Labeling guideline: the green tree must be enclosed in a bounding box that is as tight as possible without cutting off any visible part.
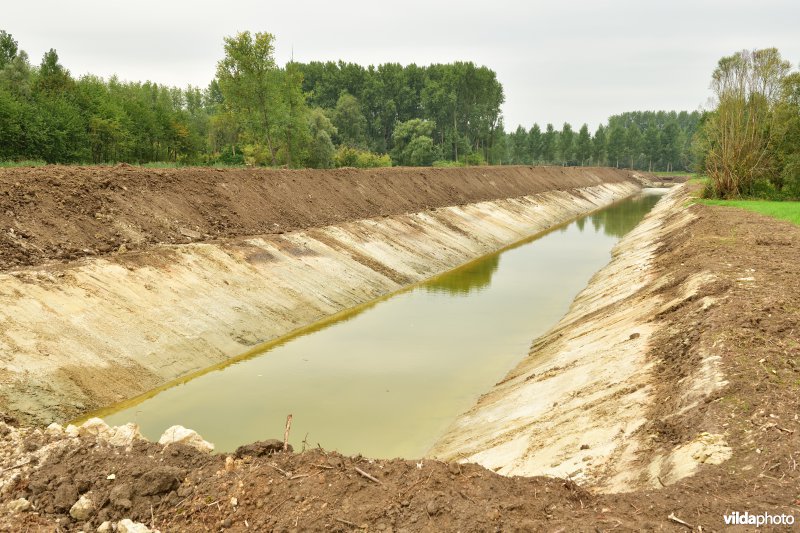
[625,123,643,169]
[701,48,791,196]
[331,92,367,147]
[643,122,660,171]
[576,124,591,165]
[305,108,336,168]
[558,123,574,164]
[541,123,556,163]
[216,31,282,165]
[591,124,606,165]
[391,118,438,166]
[659,120,681,172]
[510,125,529,164]
[528,124,542,163]
[606,122,626,168]
[0,30,18,69]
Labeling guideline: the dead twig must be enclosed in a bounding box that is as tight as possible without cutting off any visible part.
[354,466,383,485]
[667,513,693,529]
[290,474,311,480]
[283,414,293,452]
[0,460,31,474]
[458,490,476,503]
[335,517,359,528]
[266,497,292,516]
[267,463,291,477]
[400,473,433,496]
[312,463,335,470]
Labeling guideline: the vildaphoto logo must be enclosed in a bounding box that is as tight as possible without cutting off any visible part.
[723,511,796,526]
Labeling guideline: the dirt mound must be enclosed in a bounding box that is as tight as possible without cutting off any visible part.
[0,165,636,271]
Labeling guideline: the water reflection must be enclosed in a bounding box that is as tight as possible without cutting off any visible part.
[426,255,500,295]
[589,193,660,237]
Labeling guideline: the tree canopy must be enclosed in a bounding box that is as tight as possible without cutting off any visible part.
[0,29,705,171]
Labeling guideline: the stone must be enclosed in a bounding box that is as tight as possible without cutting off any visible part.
[117,519,153,533]
[45,422,64,436]
[425,500,439,515]
[105,423,144,447]
[96,521,112,533]
[65,424,80,438]
[110,483,133,508]
[5,498,31,513]
[234,439,287,458]
[54,484,79,512]
[158,425,214,453]
[69,494,94,521]
[134,466,186,496]
[78,418,111,438]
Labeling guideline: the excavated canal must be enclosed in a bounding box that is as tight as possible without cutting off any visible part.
[95,190,665,457]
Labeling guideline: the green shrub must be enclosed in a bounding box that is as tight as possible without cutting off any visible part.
[334,146,391,168]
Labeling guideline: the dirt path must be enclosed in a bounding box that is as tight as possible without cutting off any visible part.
[0,165,636,271]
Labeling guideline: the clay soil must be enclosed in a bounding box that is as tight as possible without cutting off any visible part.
[1,183,799,531]
[0,165,632,271]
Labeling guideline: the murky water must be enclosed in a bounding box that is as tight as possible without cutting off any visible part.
[97,190,665,458]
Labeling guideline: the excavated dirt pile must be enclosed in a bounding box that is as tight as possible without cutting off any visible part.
[0,165,634,270]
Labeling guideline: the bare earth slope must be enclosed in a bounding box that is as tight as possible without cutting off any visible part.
[0,165,634,271]
[0,184,798,531]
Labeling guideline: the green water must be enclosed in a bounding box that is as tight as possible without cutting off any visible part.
[99,190,664,458]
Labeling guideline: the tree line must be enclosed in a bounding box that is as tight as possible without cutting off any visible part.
[0,29,698,171]
[501,110,700,171]
[695,47,800,199]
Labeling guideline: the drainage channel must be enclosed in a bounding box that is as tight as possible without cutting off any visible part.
[95,190,665,458]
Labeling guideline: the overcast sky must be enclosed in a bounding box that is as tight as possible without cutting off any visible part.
[4,0,799,130]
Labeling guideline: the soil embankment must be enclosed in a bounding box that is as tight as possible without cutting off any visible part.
[0,165,641,426]
[1,182,798,531]
[0,165,635,270]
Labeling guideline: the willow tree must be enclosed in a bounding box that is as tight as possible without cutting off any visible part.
[702,48,791,197]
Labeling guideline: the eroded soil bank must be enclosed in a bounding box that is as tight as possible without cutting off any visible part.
[0,166,640,426]
[1,182,798,532]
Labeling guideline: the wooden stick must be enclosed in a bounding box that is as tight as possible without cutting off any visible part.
[667,513,693,529]
[335,517,358,527]
[354,466,382,485]
[283,414,293,452]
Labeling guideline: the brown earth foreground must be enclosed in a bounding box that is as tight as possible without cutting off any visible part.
[0,177,798,532]
[0,164,632,271]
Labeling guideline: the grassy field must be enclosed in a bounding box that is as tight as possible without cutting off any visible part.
[700,199,800,226]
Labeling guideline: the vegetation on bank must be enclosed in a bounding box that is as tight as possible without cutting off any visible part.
[700,199,800,226]
[0,29,696,170]
[695,48,800,200]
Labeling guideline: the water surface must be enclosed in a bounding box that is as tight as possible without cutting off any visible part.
[99,190,664,457]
